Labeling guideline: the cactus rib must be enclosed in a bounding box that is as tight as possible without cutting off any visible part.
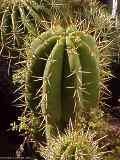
[77,34,100,110]
[41,37,65,139]
[26,36,58,115]
[66,36,83,122]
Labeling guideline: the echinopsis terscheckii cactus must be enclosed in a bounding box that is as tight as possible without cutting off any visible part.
[24,25,100,140]
[13,1,116,143]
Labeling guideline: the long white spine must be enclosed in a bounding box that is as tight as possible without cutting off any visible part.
[112,0,117,17]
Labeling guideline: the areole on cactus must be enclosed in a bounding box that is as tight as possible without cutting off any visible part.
[24,24,100,140]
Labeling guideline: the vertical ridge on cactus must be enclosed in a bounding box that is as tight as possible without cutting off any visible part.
[41,37,65,139]
[26,36,58,115]
[64,36,83,124]
[77,34,100,111]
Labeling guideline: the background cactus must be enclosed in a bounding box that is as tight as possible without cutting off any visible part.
[0,0,85,52]
[0,0,48,53]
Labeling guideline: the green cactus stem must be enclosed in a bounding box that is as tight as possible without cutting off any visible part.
[25,25,100,140]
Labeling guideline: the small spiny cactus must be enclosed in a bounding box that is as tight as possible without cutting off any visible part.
[40,125,107,160]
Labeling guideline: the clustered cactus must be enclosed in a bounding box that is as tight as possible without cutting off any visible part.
[5,0,120,159]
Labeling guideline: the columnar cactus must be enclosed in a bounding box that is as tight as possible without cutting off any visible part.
[12,1,116,144]
[9,1,120,159]
[25,25,100,140]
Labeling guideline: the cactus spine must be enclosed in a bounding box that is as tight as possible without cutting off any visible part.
[77,33,100,111]
[25,25,100,140]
